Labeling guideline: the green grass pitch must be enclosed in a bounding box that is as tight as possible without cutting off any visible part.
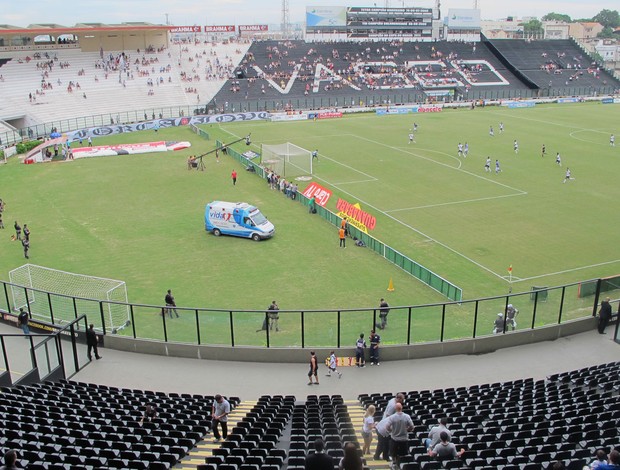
[0,101,618,345]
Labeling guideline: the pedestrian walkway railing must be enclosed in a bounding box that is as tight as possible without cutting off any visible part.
[0,314,87,386]
[0,279,615,349]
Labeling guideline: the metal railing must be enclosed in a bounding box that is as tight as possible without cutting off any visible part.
[0,314,88,386]
[0,278,611,349]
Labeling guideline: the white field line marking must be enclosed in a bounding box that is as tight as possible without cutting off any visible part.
[507,259,620,283]
[334,178,379,185]
[386,192,525,212]
[310,171,507,281]
[490,110,614,134]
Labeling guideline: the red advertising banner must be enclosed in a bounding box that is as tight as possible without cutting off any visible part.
[204,25,236,33]
[318,111,343,119]
[238,25,269,32]
[417,105,442,113]
[169,26,202,33]
[302,182,333,207]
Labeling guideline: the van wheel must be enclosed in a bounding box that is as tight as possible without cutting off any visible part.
[213,229,221,237]
[251,233,261,241]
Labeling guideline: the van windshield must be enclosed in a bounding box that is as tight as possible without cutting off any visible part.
[250,210,267,226]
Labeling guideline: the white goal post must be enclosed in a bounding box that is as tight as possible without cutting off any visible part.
[261,142,313,177]
[9,264,130,333]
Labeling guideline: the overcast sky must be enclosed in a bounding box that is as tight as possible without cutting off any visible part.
[2,0,616,27]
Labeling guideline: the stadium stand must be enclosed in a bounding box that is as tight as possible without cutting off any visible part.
[211,39,604,109]
[359,361,620,470]
[1,361,618,469]
[0,380,224,469]
[0,41,249,125]
[487,39,619,90]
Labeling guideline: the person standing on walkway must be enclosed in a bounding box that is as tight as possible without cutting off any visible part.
[355,333,367,367]
[369,329,380,365]
[598,297,612,334]
[17,308,29,336]
[307,351,319,385]
[211,394,230,443]
[165,289,179,318]
[86,324,102,360]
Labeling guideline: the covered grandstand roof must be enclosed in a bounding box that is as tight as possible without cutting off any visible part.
[0,22,169,34]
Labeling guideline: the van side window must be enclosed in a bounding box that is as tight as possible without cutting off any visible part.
[244,217,255,226]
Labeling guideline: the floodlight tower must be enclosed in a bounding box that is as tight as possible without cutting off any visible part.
[281,0,290,38]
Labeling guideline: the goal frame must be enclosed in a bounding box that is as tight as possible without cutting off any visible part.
[8,264,130,333]
[261,142,313,177]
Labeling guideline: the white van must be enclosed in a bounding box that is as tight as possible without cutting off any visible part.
[205,201,275,241]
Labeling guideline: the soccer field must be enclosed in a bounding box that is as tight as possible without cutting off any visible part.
[210,101,620,298]
[0,102,618,344]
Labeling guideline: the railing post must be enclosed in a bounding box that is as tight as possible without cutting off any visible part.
[531,291,539,329]
[558,286,566,324]
[162,309,168,343]
[301,311,305,348]
[195,309,201,345]
[265,312,270,348]
[47,293,55,325]
[337,311,341,349]
[592,278,603,317]
[229,311,234,347]
[2,282,10,312]
[440,304,446,342]
[130,305,136,338]
[99,301,106,334]
[473,300,479,338]
[406,307,412,345]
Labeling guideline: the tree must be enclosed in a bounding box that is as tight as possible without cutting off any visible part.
[597,26,615,38]
[592,9,620,28]
[522,19,544,37]
[542,12,572,23]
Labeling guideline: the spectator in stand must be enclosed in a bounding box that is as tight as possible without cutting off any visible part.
[425,417,451,449]
[305,438,334,470]
[361,405,375,454]
[384,393,405,418]
[339,441,363,470]
[387,402,414,467]
[428,431,465,460]
[590,449,609,469]
[211,394,230,443]
[598,449,620,469]
[139,404,158,426]
[0,449,18,470]
[373,414,391,462]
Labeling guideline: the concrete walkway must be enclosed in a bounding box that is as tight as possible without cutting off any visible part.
[57,329,619,400]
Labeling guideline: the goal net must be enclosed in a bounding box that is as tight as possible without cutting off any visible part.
[8,264,130,333]
[261,142,313,178]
